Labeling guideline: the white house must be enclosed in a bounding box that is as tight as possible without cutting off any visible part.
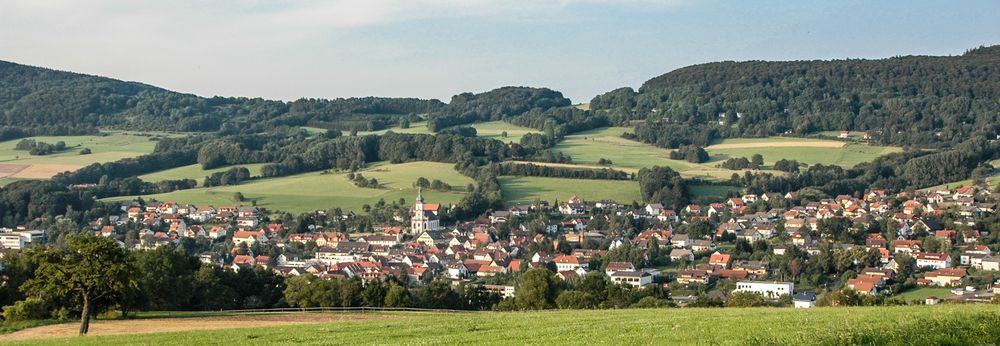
[609,271,654,288]
[915,252,952,269]
[734,281,794,299]
[793,292,816,308]
[554,255,588,272]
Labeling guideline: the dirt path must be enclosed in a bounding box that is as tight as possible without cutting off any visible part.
[705,141,845,150]
[0,313,389,341]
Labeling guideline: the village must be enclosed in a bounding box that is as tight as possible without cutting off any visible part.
[3,182,997,309]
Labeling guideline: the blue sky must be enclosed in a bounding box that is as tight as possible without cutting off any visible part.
[2,0,998,103]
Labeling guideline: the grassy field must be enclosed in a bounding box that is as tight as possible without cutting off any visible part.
[549,127,788,181]
[921,175,1000,192]
[895,287,955,301]
[551,127,698,172]
[138,163,270,186]
[466,121,540,143]
[499,176,641,204]
[706,138,901,168]
[4,305,1000,345]
[689,184,742,203]
[106,162,472,214]
[0,133,162,179]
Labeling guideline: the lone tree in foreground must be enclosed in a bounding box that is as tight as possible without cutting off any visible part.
[24,235,134,335]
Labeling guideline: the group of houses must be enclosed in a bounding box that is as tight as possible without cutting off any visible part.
[5,179,995,307]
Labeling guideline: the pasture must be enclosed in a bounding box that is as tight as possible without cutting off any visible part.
[3,305,1000,345]
[705,138,901,168]
[139,163,270,186]
[466,121,540,143]
[548,127,787,181]
[895,287,955,301]
[106,162,472,214]
[499,176,642,204]
[0,133,161,179]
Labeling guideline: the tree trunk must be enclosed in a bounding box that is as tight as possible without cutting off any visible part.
[79,295,92,335]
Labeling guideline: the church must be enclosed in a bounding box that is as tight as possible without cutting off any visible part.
[411,188,440,234]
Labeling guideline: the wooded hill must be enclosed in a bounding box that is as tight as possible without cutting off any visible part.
[592,45,1000,148]
[0,60,443,134]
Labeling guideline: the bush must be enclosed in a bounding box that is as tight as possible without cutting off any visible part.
[79,148,92,155]
[632,296,671,308]
[3,298,50,321]
[556,291,597,309]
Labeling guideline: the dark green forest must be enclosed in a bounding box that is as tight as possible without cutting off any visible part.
[594,45,1000,148]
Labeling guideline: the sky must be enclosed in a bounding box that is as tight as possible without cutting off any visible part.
[1,0,998,103]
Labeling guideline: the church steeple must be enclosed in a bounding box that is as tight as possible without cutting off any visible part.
[416,187,425,204]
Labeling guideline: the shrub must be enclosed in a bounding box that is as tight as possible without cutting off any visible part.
[3,298,50,321]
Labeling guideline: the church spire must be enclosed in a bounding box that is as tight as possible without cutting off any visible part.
[416,187,425,204]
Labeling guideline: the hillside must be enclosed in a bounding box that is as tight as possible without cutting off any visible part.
[593,45,1000,148]
[0,60,444,134]
[2,306,999,345]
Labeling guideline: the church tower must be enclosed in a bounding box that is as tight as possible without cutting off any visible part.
[410,187,440,234]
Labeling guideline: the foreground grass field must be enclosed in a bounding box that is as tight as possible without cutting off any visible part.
[0,132,163,180]
[107,162,472,214]
[499,176,642,204]
[4,305,1000,345]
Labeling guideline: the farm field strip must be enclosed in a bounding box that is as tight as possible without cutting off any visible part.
[106,161,473,214]
[0,133,162,179]
[499,176,642,204]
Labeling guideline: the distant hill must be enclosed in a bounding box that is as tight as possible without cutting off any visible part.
[592,45,1000,148]
[0,60,445,133]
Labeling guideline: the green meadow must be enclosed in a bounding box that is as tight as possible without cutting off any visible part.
[0,133,161,166]
[138,163,270,186]
[467,121,540,143]
[499,176,642,204]
[706,142,901,168]
[106,162,472,214]
[7,305,1000,345]
[551,127,698,172]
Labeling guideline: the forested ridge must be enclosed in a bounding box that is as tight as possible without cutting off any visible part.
[593,45,1000,148]
[0,60,444,134]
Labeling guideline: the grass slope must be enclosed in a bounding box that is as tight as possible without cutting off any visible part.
[139,164,269,186]
[0,133,160,166]
[7,305,1000,345]
[706,142,901,168]
[467,121,540,144]
[499,176,641,204]
[106,162,472,214]
[895,287,955,301]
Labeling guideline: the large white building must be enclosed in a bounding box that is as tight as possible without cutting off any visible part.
[734,281,794,298]
[0,228,45,250]
[411,188,440,234]
[609,271,654,288]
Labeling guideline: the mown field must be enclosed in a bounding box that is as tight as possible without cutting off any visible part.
[466,121,539,144]
[106,162,472,214]
[3,305,1000,345]
[706,138,901,168]
[139,163,270,186]
[896,287,955,301]
[499,175,642,204]
[0,132,165,180]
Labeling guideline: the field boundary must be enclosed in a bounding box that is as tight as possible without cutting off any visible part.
[705,141,845,150]
[141,306,478,318]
